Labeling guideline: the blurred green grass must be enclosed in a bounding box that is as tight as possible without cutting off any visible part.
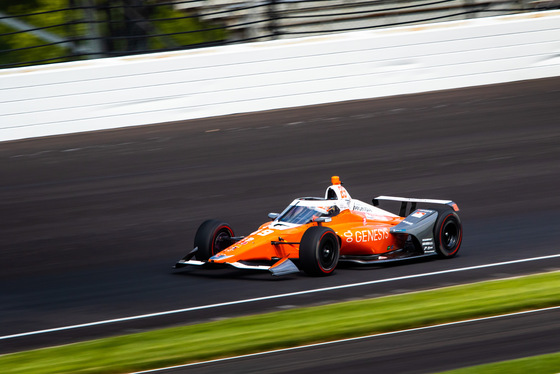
[1,271,558,374]
[438,351,560,373]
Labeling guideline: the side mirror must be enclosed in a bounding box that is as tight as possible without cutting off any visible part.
[268,213,279,220]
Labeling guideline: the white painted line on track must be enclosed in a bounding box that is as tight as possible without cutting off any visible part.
[131,306,560,373]
[1,254,559,341]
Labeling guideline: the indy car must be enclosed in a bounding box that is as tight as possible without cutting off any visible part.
[175,176,462,276]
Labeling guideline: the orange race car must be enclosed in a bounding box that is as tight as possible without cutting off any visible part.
[174,176,462,276]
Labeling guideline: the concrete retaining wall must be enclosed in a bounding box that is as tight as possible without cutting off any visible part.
[1,10,559,142]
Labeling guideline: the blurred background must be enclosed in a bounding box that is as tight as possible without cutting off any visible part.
[2,0,559,69]
[1,1,559,372]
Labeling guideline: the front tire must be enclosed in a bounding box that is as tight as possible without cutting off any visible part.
[194,219,234,261]
[434,210,462,258]
[299,226,340,276]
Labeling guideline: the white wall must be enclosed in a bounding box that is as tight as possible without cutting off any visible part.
[1,10,559,142]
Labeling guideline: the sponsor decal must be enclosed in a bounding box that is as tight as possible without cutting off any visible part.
[411,211,427,218]
[422,238,435,252]
[344,228,390,243]
[352,204,373,213]
[338,186,349,199]
[250,225,270,236]
[237,237,255,246]
[257,229,274,236]
[223,237,254,252]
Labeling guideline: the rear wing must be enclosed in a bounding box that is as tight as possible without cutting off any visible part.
[372,195,460,217]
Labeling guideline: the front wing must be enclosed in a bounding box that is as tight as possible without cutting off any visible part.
[174,249,300,276]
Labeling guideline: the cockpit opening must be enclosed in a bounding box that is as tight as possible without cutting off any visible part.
[276,202,341,225]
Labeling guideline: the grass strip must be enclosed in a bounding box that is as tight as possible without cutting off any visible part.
[438,351,560,373]
[1,271,559,374]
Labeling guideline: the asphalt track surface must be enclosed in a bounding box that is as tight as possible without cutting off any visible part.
[1,77,559,371]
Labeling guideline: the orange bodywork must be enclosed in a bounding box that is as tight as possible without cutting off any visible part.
[176,176,461,275]
[208,208,405,265]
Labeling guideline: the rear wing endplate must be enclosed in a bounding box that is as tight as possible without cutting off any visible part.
[373,195,459,217]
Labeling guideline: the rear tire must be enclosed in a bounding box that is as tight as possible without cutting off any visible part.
[299,226,340,276]
[433,210,462,258]
[194,219,234,261]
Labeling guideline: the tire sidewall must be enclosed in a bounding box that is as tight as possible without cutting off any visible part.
[433,210,462,258]
[300,226,340,276]
[194,219,234,260]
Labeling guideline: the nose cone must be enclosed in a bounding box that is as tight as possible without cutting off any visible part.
[208,234,271,263]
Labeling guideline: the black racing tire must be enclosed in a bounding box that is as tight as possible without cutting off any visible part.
[433,210,462,258]
[299,226,340,276]
[194,219,234,261]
